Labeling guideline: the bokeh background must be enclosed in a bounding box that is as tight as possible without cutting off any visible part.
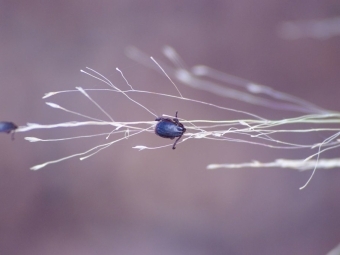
[1,1,340,254]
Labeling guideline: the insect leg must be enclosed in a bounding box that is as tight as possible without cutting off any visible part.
[172,135,182,149]
[173,111,179,124]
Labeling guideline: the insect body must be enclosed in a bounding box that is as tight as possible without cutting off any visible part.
[0,122,18,140]
[155,111,186,149]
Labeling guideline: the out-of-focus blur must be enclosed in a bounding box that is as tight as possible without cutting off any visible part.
[1,1,340,254]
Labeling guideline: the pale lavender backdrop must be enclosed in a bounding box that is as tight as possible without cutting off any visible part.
[0,1,340,254]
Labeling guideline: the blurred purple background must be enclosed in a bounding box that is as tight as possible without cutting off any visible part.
[1,1,340,254]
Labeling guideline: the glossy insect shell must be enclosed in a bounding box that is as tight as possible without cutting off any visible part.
[155,112,186,149]
[0,122,18,133]
[155,119,185,139]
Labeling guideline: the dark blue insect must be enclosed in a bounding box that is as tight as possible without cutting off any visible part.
[155,111,186,149]
[0,122,18,140]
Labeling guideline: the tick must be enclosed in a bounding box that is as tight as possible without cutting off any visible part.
[155,111,186,149]
[0,121,18,140]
